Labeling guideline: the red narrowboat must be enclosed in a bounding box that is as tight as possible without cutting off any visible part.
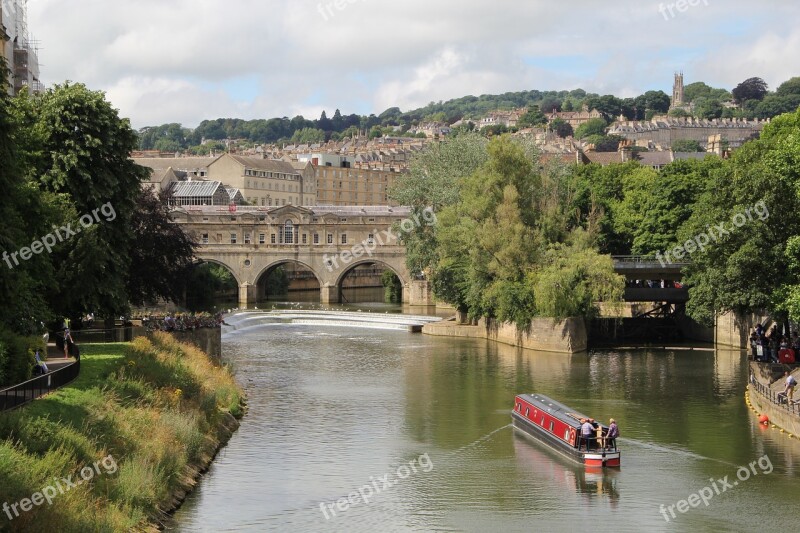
[512,394,621,468]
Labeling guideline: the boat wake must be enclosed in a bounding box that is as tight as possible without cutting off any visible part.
[448,424,513,457]
[618,438,735,466]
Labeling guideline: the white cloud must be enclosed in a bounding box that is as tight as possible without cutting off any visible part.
[22,0,800,128]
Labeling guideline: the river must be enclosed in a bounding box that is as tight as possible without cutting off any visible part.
[169,309,800,532]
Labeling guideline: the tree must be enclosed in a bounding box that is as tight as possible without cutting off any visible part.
[25,82,147,318]
[671,139,703,152]
[389,132,489,276]
[754,94,800,119]
[430,136,622,325]
[317,110,333,131]
[562,100,574,112]
[684,82,731,103]
[680,108,800,325]
[776,77,800,97]
[693,97,723,119]
[126,188,196,306]
[539,97,561,114]
[732,77,768,104]
[518,106,547,128]
[642,90,671,114]
[574,118,607,139]
[550,118,573,138]
[290,127,325,144]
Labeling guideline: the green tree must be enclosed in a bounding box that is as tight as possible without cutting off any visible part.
[671,139,703,152]
[574,118,607,139]
[24,82,147,318]
[290,127,325,144]
[680,108,800,325]
[518,106,547,128]
[550,118,573,138]
[776,77,800,97]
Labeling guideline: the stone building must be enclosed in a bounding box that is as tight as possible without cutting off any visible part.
[207,153,309,207]
[547,104,604,128]
[314,166,397,206]
[607,116,766,150]
[1,0,43,95]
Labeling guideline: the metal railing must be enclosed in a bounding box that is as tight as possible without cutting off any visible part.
[749,372,800,417]
[0,359,81,412]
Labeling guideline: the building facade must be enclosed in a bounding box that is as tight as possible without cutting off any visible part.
[314,165,398,206]
[207,153,310,207]
[1,0,42,95]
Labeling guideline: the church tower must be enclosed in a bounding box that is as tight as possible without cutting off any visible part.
[671,71,685,109]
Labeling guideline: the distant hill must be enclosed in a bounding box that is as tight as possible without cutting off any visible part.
[137,76,800,153]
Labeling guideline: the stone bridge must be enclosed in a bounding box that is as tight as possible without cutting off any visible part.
[171,205,433,305]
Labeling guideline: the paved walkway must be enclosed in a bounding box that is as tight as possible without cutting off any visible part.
[44,342,76,371]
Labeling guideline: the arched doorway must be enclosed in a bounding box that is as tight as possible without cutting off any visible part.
[256,260,321,303]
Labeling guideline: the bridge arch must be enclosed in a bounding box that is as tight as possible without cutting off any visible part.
[192,257,241,286]
[334,259,408,288]
[255,259,323,302]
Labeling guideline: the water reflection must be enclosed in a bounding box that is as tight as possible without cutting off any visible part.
[513,433,621,506]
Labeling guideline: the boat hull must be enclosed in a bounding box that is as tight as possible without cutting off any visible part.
[512,410,620,468]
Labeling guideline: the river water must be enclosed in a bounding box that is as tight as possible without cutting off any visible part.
[169,310,800,532]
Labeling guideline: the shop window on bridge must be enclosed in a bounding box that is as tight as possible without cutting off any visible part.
[244,233,251,244]
[327,234,333,244]
[341,234,347,245]
[230,233,237,244]
[302,234,307,244]
[259,234,266,244]
[314,233,320,245]
[283,220,295,244]
[271,234,276,244]
[367,234,374,245]
[201,233,209,244]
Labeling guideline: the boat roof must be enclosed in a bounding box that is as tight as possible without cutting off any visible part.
[516,393,598,428]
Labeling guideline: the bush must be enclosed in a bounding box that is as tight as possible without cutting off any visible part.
[0,329,39,387]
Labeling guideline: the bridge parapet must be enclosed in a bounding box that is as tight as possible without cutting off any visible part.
[612,255,689,280]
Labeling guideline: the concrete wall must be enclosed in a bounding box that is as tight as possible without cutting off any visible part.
[423,316,587,354]
[715,311,770,348]
[748,362,800,437]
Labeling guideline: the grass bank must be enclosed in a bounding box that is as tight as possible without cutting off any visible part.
[0,332,244,532]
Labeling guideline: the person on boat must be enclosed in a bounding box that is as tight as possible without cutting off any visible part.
[595,420,604,449]
[605,419,619,450]
[580,418,594,451]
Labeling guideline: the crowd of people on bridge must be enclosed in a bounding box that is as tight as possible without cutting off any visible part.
[625,279,683,288]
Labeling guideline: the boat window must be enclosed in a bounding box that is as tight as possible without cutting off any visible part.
[564,429,570,440]
[525,408,529,417]
[549,421,554,432]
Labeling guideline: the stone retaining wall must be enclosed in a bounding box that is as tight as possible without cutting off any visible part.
[423,316,587,354]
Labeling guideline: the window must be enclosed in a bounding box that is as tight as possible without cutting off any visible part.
[244,233,251,244]
[203,217,209,222]
[259,233,266,244]
[314,233,320,244]
[367,234,374,245]
[341,234,347,245]
[368,218,375,223]
[340,218,347,222]
[283,220,294,244]
[549,421,554,432]
[327,234,333,244]
[302,234,307,244]
[230,233,237,244]
[230,217,237,221]
[201,233,209,244]
[271,234,276,244]
[525,408,529,417]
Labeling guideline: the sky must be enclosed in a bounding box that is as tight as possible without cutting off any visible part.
[18,0,800,129]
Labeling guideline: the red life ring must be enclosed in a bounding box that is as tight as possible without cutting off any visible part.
[569,427,577,445]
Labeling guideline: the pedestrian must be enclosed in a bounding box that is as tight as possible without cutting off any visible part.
[63,327,73,359]
[33,349,49,374]
[784,371,798,404]
[580,418,594,451]
[605,418,619,450]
